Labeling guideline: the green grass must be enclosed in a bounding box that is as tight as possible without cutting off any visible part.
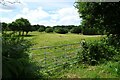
[55,61,119,78]
[26,31,102,62]
[23,32,119,78]
[26,31,102,48]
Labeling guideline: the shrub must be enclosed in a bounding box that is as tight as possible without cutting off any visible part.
[38,27,45,32]
[70,27,82,34]
[2,32,45,79]
[106,34,120,48]
[77,40,118,65]
[45,28,53,33]
[54,28,68,34]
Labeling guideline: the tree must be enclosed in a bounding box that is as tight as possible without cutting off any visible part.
[2,22,7,31]
[7,22,19,33]
[75,2,120,35]
[45,27,53,33]
[70,27,82,34]
[75,2,120,46]
[15,18,31,35]
[38,25,45,32]
[53,25,79,32]
[54,28,68,34]
[31,25,40,31]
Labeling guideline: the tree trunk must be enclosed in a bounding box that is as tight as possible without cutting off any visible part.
[19,31,21,36]
[26,31,28,35]
[22,31,24,36]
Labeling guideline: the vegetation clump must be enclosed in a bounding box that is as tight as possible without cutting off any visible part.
[45,28,53,33]
[70,27,82,34]
[54,28,68,34]
[78,38,120,66]
[2,32,46,79]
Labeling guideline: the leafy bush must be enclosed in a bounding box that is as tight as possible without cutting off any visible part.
[45,28,53,33]
[2,32,45,79]
[38,27,45,32]
[82,28,99,35]
[54,28,68,34]
[77,40,118,65]
[105,34,120,48]
[70,27,82,34]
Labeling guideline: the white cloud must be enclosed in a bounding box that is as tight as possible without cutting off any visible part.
[0,8,12,13]
[12,7,49,23]
[1,17,13,23]
[34,7,81,26]
[21,0,75,2]
[46,7,81,26]
[1,5,81,26]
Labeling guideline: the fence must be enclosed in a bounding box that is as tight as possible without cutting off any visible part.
[30,42,82,73]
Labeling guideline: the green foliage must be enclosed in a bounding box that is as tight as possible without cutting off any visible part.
[6,18,31,35]
[4,18,31,35]
[45,28,53,33]
[8,22,19,31]
[77,40,119,65]
[70,27,82,34]
[15,18,31,35]
[54,28,68,34]
[31,25,40,31]
[53,25,79,32]
[2,32,44,79]
[82,28,99,35]
[105,34,120,48]
[75,2,120,35]
[38,26,45,32]
[2,22,8,30]
[107,62,120,77]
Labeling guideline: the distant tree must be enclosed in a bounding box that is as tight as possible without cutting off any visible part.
[82,28,99,35]
[53,25,78,32]
[8,22,18,32]
[45,28,53,33]
[31,25,40,31]
[70,27,82,34]
[46,26,51,28]
[38,25,45,32]
[54,28,68,34]
[15,18,31,35]
[2,22,7,31]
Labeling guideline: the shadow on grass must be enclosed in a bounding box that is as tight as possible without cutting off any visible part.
[83,34,104,36]
[17,35,37,37]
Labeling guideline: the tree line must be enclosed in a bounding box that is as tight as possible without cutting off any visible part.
[2,17,105,35]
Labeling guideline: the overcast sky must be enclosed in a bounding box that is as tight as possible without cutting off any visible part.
[0,0,82,26]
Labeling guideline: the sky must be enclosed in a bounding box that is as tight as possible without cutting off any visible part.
[0,0,82,26]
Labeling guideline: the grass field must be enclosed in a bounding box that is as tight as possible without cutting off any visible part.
[26,31,102,48]
[25,32,119,78]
